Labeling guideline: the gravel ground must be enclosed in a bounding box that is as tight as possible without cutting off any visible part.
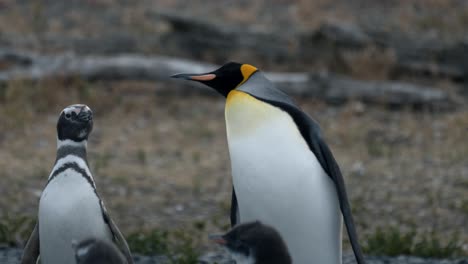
[1,247,467,264]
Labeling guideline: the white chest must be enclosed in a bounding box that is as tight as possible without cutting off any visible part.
[39,169,111,264]
[225,91,342,264]
[228,250,255,264]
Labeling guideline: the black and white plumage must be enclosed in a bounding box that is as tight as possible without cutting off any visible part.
[21,104,133,264]
[73,238,127,264]
[210,221,292,264]
[172,63,366,264]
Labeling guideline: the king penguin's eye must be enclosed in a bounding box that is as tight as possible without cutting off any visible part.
[65,113,71,119]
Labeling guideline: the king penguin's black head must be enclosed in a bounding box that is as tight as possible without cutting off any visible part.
[171,62,258,97]
[57,104,93,142]
[210,221,292,264]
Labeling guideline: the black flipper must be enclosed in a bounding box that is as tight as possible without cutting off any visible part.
[249,95,366,264]
[21,222,40,264]
[230,187,239,227]
[319,139,366,264]
[101,201,134,264]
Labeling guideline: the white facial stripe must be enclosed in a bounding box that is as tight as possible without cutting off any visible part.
[62,104,90,115]
[63,106,81,115]
[50,154,94,185]
[228,249,255,264]
[57,138,87,149]
[76,245,92,258]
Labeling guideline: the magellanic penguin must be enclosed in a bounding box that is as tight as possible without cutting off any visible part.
[21,104,133,264]
[73,238,127,264]
[172,63,366,264]
[210,221,292,264]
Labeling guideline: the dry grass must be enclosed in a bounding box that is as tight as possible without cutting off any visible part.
[0,79,467,255]
[340,46,397,80]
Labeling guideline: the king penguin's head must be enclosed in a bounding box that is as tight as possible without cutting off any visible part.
[171,62,258,97]
[57,104,93,142]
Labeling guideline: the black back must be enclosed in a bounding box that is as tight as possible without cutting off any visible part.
[238,72,366,264]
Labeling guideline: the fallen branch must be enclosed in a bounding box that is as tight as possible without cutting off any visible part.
[0,50,455,109]
[1,13,468,81]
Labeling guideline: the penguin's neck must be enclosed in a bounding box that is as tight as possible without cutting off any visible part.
[56,138,88,163]
[49,138,94,188]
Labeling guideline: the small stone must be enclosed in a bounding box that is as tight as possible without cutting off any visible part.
[175,204,184,212]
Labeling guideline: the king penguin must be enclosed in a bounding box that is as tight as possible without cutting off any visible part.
[172,62,366,264]
[21,104,133,264]
[210,221,292,264]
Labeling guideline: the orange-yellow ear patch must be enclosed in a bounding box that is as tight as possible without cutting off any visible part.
[238,64,258,86]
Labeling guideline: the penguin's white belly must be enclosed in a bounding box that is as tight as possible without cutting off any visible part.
[39,169,111,264]
[226,93,342,264]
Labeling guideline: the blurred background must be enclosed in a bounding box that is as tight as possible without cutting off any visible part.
[0,0,467,261]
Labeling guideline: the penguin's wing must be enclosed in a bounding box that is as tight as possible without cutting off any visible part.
[21,223,40,264]
[250,96,366,264]
[230,187,240,227]
[106,217,133,264]
[100,201,134,264]
[317,137,366,264]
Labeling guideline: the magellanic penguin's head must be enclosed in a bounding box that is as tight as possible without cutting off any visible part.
[210,221,292,264]
[57,104,93,142]
[171,62,258,97]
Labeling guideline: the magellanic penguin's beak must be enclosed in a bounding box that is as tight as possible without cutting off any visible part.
[208,234,227,245]
[171,73,216,81]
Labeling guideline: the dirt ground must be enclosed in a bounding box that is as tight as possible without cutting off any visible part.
[0,79,467,252]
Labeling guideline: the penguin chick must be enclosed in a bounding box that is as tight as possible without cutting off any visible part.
[73,238,128,264]
[211,221,292,264]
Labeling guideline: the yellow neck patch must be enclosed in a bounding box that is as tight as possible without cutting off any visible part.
[225,90,276,136]
[238,64,258,87]
[226,90,252,109]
